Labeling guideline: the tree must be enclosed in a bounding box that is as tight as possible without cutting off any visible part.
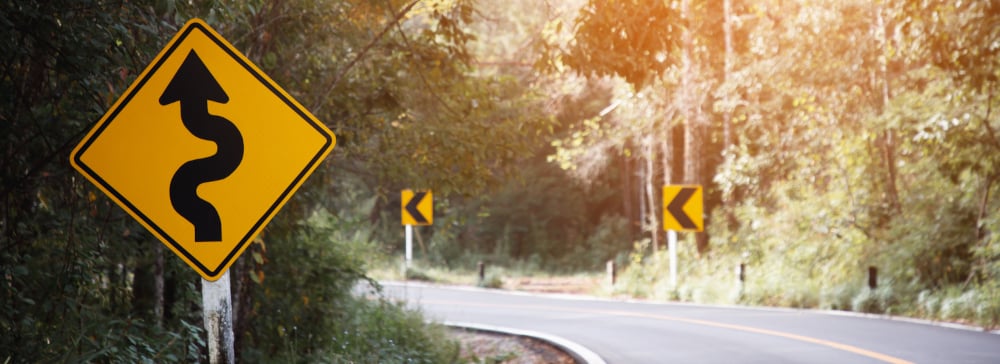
[558,0,731,254]
[1,1,207,361]
[0,0,523,361]
[890,0,1000,285]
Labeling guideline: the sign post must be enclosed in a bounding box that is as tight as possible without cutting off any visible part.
[405,224,414,265]
[663,185,704,287]
[667,230,678,287]
[401,190,433,267]
[202,271,235,364]
[70,19,335,363]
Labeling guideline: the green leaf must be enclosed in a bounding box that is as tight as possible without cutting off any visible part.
[12,265,28,277]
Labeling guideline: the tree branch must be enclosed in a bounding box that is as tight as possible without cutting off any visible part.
[982,83,1000,151]
[311,0,422,111]
[389,0,464,120]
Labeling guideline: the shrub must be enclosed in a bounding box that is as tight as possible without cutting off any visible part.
[940,290,980,322]
[241,209,461,362]
[851,289,879,314]
[820,283,859,311]
[406,267,435,282]
[327,297,462,364]
[975,284,1000,328]
[478,272,504,289]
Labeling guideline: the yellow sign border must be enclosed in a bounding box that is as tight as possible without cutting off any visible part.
[70,19,335,280]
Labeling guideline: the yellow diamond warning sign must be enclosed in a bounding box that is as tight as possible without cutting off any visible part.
[70,19,336,281]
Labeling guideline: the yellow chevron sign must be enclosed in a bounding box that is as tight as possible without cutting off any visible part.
[401,189,433,226]
[663,185,703,232]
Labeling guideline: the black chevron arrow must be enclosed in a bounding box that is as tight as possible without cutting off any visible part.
[160,50,244,242]
[667,187,698,230]
[405,191,429,225]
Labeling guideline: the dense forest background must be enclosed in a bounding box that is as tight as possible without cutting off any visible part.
[2,0,998,361]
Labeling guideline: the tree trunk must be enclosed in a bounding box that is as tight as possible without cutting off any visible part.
[154,243,164,327]
[722,0,734,209]
[638,150,647,244]
[875,3,901,213]
[963,174,995,288]
[645,138,659,252]
[680,0,708,255]
[230,254,247,363]
[622,149,636,235]
[721,0,740,230]
[661,127,674,256]
[723,0,734,157]
[661,128,673,185]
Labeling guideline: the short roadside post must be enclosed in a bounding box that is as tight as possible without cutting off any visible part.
[606,260,616,286]
[401,189,433,268]
[69,19,336,363]
[737,262,747,295]
[663,185,704,288]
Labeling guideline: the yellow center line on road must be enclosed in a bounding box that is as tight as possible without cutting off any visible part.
[425,300,914,364]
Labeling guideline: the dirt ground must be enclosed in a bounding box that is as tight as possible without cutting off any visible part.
[448,276,599,363]
[505,276,601,295]
[450,328,577,364]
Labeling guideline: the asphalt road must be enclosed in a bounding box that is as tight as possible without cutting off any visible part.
[381,282,1000,364]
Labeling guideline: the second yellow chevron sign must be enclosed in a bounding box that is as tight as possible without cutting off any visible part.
[401,189,433,226]
[663,185,703,232]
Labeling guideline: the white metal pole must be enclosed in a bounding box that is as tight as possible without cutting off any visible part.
[668,230,678,288]
[202,270,235,364]
[405,224,413,267]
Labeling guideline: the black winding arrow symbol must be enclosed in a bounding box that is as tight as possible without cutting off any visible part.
[667,187,698,230]
[160,50,243,242]
[405,191,429,224]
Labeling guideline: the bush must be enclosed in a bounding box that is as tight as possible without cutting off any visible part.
[612,239,655,298]
[973,283,1000,328]
[851,286,898,314]
[561,215,633,271]
[478,272,504,289]
[327,297,462,364]
[820,283,860,311]
[940,290,980,322]
[406,267,435,282]
[910,284,1000,328]
[241,209,461,363]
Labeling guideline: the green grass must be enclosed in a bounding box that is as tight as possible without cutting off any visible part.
[367,257,607,293]
[366,249,1000,331]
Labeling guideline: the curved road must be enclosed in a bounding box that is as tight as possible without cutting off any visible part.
[382,282,1000,364]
